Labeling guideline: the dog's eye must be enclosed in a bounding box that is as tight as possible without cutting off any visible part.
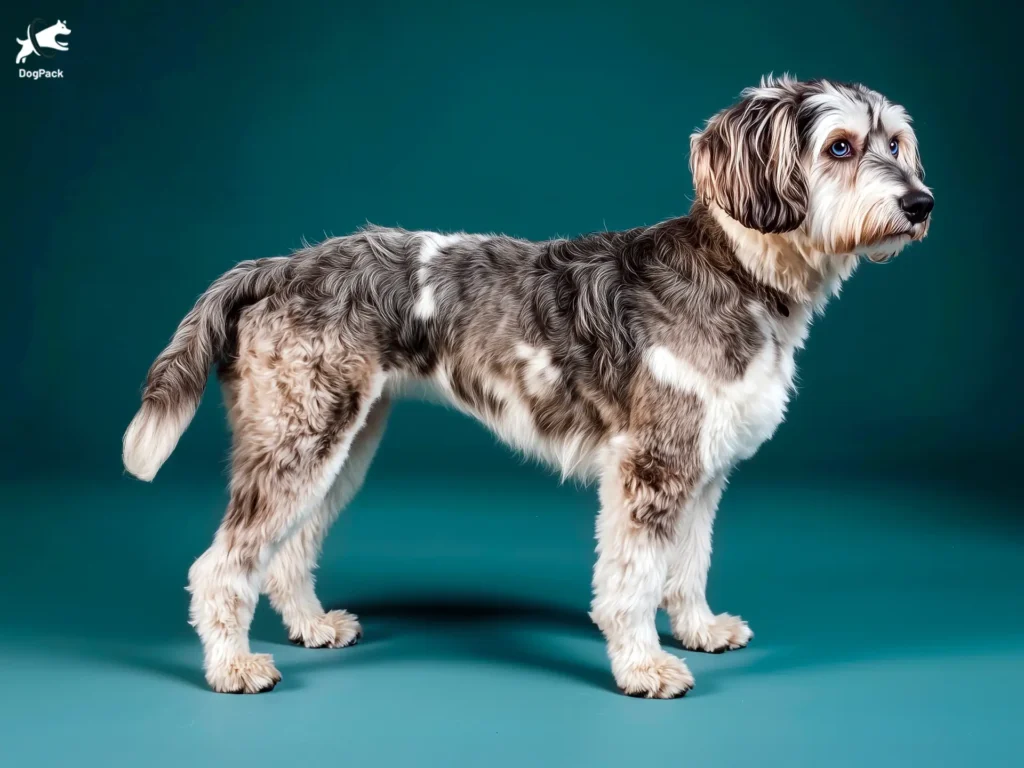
[829,140,852,158]
[889,138,899,158]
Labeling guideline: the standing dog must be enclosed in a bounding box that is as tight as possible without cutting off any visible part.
[124,76,932,697]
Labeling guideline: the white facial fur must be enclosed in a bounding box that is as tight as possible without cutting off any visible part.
[800,83,931,261]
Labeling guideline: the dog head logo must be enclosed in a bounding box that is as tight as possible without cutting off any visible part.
[16,19,70,65]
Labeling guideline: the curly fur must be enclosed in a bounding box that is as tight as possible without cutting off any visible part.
[124,76,932,697]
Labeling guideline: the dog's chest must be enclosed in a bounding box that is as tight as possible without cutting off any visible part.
[701,344,794,472]
[648,325,798,477]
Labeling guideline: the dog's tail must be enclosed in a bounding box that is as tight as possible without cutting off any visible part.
[122,257,292,481]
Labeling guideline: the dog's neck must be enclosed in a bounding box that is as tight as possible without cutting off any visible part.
[702,203,858,312]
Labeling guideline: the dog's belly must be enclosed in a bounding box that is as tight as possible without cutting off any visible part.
[384,364,611,480]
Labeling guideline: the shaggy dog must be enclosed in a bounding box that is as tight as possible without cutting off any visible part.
[124,76,932,697]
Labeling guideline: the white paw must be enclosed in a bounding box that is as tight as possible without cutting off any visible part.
[207,653,281,694]
[290,609,362,649]
[675,613,753,653]
[614,651,695,699]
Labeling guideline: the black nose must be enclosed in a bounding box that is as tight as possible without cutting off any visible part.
[899,191,934,224]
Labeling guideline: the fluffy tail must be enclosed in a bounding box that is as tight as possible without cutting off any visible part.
[122,257,292,481]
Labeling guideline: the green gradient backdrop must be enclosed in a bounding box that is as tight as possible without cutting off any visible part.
[2,1,1021,766]
[3,0,1019,484]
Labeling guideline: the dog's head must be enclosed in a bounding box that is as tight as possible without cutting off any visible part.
[690,76,932,263]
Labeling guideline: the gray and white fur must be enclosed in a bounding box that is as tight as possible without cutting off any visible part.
[123,76,933,697]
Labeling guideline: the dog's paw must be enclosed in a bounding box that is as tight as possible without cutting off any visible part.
[207,653,281,694]
[289,610,362,649]
[614,651,694,699]
[675,613,753,653]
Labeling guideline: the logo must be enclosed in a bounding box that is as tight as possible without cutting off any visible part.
[16,18,69,78]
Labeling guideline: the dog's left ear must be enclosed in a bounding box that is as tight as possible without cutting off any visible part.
[690,78,808,234]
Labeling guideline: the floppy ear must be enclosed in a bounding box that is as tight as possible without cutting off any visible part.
[690,80,808,234]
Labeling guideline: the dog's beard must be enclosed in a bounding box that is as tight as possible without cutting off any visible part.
[862,234,911,264]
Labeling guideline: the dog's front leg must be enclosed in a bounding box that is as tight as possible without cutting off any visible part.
[662,476,753,653]
[591,448,695,698]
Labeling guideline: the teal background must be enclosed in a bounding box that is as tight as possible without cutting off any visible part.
[1,1,1021,766]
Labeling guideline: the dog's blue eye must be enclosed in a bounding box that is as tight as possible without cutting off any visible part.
[829,140,851,158]
[889,138,899,157]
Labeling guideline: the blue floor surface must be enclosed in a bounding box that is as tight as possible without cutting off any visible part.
[1,477,1020,766]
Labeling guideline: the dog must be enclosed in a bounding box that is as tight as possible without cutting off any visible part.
[123,76,932,697]
[15,20,70,64]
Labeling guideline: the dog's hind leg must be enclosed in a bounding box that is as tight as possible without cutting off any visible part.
[262,397,390,649]
[188,312,384,693]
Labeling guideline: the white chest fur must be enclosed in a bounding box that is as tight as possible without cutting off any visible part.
[645,306,806,477]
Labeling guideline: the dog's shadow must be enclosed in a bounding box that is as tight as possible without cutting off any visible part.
[315,595,624,694]
[66,594,716,696]
[62,595,622,695]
